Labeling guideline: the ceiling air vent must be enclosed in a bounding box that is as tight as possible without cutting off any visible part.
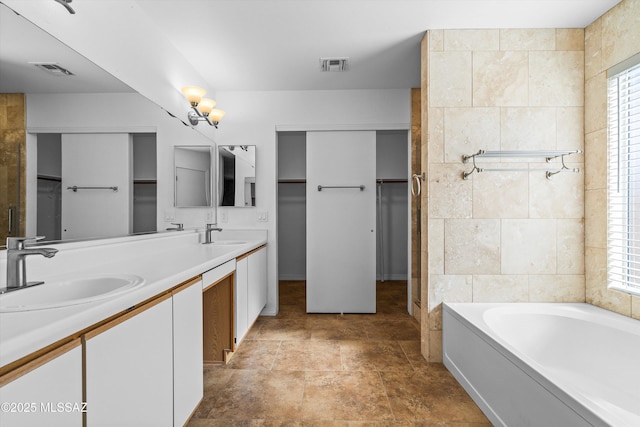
[320,57,349,72]
[30,62,75,76]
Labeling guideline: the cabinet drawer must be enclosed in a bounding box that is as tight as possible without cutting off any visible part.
[203,259,235,290]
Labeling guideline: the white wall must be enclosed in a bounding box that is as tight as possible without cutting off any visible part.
[215,89,411,315]
[25,92,216,234]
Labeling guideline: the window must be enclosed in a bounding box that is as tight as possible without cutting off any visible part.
[608,58,640,296]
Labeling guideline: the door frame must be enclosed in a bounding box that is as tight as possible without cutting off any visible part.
[275,123,412,315]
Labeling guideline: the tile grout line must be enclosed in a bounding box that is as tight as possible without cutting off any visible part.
[268,339,284,371]
[377,369,398,422]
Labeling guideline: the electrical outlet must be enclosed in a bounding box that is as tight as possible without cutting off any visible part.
[257,211,268,222]
[164,210,175,222]
[220,211,228,223]
[205,211,214,222]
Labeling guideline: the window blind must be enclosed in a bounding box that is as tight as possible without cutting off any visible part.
[608,61,640,295]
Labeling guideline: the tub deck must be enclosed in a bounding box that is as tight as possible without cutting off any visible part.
[443,302,640,427]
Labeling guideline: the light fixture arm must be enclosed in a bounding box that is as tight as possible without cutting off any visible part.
[188,108,219,128]
[181,86,225,128]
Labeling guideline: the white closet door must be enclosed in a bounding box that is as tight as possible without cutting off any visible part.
[61,133,132,239]
[306,131,376,313]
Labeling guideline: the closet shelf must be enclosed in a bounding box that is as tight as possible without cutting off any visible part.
[376,178,408,184]
[462,149,583,180]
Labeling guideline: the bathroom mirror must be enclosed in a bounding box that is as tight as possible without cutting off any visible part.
[0,3,162,247]
[174,146,214,207]
[218,145,256,207]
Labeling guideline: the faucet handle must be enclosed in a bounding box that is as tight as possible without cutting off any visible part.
[6,236,46,250]
[171,223,184,231]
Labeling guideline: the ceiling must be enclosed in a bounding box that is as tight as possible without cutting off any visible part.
[0,0,623,94]
[0,3,132,93]
[136,0,622,92]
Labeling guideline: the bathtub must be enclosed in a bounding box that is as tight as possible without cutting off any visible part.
[442,303,640,427]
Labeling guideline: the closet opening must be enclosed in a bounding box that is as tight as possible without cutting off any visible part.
[276,130,410,315]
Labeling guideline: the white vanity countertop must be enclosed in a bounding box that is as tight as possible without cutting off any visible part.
[0,235,266,368]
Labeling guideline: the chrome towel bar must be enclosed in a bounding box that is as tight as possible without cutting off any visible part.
[462,149,583,180]
[317,185,365,191]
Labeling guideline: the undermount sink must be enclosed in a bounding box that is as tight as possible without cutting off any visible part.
[210,240,247,245]
[0,274,145,313]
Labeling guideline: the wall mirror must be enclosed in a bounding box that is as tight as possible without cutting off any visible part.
[218,145,256,207]
[0,3,161,247]
[174,146,214,207]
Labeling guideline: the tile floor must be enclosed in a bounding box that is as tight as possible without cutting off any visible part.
[188,280,491,426]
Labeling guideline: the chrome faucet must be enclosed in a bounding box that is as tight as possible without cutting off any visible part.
[166,222,184,231]
[203,223,223,244]
[4,237,58,293]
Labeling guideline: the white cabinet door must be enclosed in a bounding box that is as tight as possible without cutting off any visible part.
[247,247,267,323]
[0,341,82,427]
[306,131,377,313]
[235,257,249,346]
[85,296,173,427]
[173,279,203,427]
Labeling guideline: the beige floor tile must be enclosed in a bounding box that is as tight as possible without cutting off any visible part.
[365,319,421,341]
[227,340,282,370]
[381,369,487,423]
[272,341,342,371]
[202,370,306,420]
[253,318,312,340]
[309,317,370,340]
[191,281,490,426]
[301,371,394,421]
[339,341,413,371]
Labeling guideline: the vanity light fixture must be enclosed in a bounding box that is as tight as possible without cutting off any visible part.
[181,86,226,128]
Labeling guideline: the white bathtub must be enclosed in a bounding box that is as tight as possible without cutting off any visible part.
[443,303,640,427]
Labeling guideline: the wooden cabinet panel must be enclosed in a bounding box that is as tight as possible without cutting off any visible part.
[202,274,233,363]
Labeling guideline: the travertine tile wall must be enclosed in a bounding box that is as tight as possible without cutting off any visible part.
[0,93,26,239]
[423,29,586,361]
[585,0,640,320]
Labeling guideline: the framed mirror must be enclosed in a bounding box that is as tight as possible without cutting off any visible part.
[174,145,214,207]
[218,145,256,207]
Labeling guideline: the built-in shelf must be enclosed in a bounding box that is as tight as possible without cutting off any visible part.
[376,178,408,184]
[37,174,61,182]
